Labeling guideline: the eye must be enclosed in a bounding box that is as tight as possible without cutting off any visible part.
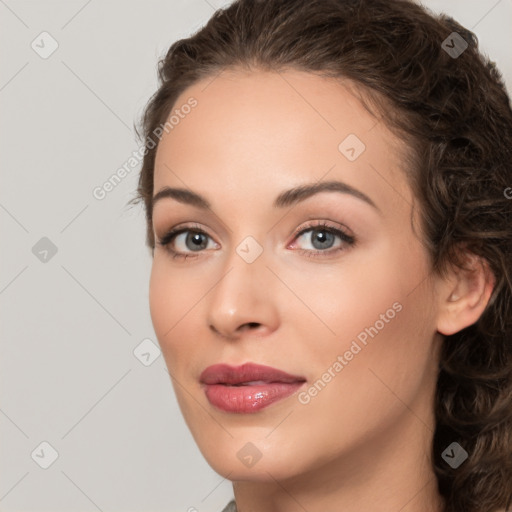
[156,223,218,260]
[289,221,355,257]
[156,220,356,261]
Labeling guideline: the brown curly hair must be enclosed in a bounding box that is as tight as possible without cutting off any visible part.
[129,1,512,511]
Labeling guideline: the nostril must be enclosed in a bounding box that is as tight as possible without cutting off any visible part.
[239,322,261,332]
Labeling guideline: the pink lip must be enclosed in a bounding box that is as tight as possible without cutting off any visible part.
[200,363,306,413]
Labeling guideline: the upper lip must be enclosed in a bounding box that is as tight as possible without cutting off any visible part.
[200,362,306,385]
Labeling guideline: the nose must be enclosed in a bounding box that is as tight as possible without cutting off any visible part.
[206,250,280,340]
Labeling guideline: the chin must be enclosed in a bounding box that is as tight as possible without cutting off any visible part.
[208,457,297,482]
[197,437,306,482]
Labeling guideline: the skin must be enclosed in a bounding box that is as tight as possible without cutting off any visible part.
[149,68,494,512]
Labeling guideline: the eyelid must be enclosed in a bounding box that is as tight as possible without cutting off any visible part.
[290,219,354,241]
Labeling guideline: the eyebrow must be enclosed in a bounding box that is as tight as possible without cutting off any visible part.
[152,180,380,213]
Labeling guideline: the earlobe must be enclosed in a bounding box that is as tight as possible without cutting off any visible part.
[436,254,495,336]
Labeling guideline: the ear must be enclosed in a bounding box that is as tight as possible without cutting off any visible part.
[436,251,496,336]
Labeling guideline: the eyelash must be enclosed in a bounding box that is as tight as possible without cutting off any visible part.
[156,221,356,261]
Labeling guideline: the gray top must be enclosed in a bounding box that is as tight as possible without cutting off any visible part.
[221,499,237,512]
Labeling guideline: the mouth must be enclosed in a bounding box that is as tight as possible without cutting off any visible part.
[199,362,306,386]
[221,380,277,386]
[199,362,307,413]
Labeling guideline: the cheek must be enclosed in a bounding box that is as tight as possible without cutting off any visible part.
[289,236,434,393]
[149,260,172,341]
[148,258,201,363]
[300,241,434,403]
[296,294,436,463]
[287,236,421,347]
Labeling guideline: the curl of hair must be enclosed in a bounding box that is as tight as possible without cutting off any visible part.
[130,1,512,510]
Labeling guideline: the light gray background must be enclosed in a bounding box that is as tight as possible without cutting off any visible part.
[1,1,511,511]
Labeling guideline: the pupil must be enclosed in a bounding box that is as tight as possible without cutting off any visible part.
[313,229,333,249]
[188,232,207,250]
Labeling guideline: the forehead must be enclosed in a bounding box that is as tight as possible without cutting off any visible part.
[153,68,412,213]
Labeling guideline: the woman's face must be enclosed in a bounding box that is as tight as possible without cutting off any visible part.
[149,69,444,482]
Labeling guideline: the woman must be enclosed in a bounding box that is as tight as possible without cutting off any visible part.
[130,0,512,511]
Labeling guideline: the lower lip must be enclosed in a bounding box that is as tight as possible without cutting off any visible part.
[203,382,305,413]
